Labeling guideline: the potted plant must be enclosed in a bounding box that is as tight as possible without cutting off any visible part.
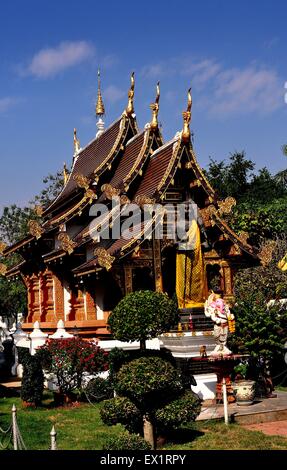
[232,362,256,406]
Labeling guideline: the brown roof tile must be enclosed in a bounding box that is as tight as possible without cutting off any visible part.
[45,117,125,214]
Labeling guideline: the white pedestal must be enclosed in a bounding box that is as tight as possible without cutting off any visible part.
[191,373,217,400]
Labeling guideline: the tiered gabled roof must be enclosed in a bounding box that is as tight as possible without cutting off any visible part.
[2,83,259,281]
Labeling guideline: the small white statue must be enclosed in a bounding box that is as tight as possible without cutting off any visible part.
[0,316,12,352]
[204,293,235,356]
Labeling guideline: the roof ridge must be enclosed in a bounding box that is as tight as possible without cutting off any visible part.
[74,115,123,159]
[150,136,178,160]
[125,128,145,146]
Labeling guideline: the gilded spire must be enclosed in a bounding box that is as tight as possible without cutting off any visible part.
[73,128,81,155]
[95,69,105,117]
[182,87,192,143]
[63,162,69,185]
[150,81,160,130]
[126,72,135,116]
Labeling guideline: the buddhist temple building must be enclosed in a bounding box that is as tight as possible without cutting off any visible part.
[1,72,259,348]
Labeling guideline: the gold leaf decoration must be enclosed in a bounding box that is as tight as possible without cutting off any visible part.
[0,263,7,276]
[258,241,276,267]
[101,184,121,200]
[218,196,236,215]
[120,195,131,205]
[84,189,97,204]
[73,173,90,190]
[58,232,77,255]
[28,220,44,240]
[34,205,44,217]
[238,231,250,245]
[135,194,156,207]
[0,241,7,255]
[94,247,115,271]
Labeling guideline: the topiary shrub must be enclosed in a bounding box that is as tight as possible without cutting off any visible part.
[103,432,152,450]
[108,290,178,348]
[155,390,201,429]
[100,396,142,434]
[20,352,44,406]
[115,356,183,409]
[85,377,114,403]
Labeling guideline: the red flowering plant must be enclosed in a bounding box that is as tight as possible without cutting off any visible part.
[36,337,109,398]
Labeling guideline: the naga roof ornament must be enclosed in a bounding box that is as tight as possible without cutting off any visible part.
[182,87,192,143]
[126,72,135,116]
[150,81,160,130]
[73,128,81,155]
[63,162,69,185]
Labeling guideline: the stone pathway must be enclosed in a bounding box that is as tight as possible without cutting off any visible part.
[197,391,287,424]
[242,420,287,437]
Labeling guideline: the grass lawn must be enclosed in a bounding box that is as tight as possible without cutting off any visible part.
[1,392,287,450]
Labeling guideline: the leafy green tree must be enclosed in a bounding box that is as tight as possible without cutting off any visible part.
[101,355,201,449]
[0,205,34,245]
[229,238,287,382]
[228,197,287,247]
[0,170,64,320]
[108,290,178,350]
[103,291,201,449]
[205,151,255,200]
[33,171,64,208]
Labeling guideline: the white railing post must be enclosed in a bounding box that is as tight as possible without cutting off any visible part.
[222,378,229,425]
[50,425,57,450]
[12,404,17,450]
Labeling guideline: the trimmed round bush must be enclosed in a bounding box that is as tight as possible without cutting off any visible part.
[108,290,178,343]
[155,391,202,429]
[85,377,114,402]
[115,356,183,409]
[103,432,151,450]
[100,396,142,434]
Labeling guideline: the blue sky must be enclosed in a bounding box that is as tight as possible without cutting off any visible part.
[1,0,287,210]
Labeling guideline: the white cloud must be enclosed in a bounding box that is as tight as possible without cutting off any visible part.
[104,85,125,104]
[141,64,165,79]
[0,97,22,114]
[142,56,283,116]
[26,41,95,78]
[207,66,283,116]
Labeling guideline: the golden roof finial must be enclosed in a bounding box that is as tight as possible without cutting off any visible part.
[182,87,192,143]
[73,128,80,155]
[63,162,69,185]
[126,72,135,116]
[150,81,160,130]
[96,69,105,117]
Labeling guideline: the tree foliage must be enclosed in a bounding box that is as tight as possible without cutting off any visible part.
[229,239,287,361]
[0,170,64,319]
[108,290,178,346]
[19,348,44,405]
[37,337,109,396]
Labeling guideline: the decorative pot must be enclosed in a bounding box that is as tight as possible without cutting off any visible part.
[233,380,256,406]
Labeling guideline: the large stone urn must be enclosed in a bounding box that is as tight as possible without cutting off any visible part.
[233,380,256,405]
